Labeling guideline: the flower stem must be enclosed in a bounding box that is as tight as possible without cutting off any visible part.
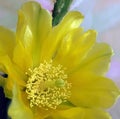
[52,0,73,26]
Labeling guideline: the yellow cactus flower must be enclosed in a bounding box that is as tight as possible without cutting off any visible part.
[0,1,119,119]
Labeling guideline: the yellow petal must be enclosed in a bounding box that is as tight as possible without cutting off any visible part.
[16,1,52,66]
[8,84,49,119]
[0,76,5,87]
[0,55,25,98]
[69,72,119,108]
[39,11,84,61]
[53,29,96,73]
[51,107,84,119]
[76,43,113,75]
[13,40,33,72]
[0,26,15,57]
[82,108,111,119]
[32,107,52,119]
[51,107,111,119]
[8,84,33,119]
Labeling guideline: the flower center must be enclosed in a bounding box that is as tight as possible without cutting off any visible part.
[25,61,71,110]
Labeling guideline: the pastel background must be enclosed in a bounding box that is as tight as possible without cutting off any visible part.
[0,0,120,119]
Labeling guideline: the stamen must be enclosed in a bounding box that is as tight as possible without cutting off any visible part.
[25,61,71,110]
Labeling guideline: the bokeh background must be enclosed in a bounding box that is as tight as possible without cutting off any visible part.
[0,0,120,119]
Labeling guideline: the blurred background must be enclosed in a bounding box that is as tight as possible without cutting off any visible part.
[0,0,120,119]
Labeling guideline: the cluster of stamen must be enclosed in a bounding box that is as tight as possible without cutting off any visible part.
[25,61,71,110]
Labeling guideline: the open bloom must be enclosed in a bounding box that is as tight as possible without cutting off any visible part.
[0,1,119,119]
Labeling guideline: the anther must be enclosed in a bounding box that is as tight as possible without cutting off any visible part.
[25,61,71,110]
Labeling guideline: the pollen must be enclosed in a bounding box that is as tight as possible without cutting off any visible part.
[25,61,71,110]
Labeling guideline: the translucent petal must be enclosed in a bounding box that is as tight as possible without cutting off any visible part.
[8,85,33,119]
[82,108,111,119]
[0,76,5,87]
[14,1,52,66]
[76,43,113,75]
[0,55,25,98]
[69,72,119,108]
[31,107,52,119]
[51,107,111,119]
[40,11,84,61]
[0,26,15,57]
[13,40,33,72]
[53,29,96,73]
[8,85,49,119]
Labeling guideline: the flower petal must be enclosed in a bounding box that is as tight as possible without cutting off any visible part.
[13,40,33,72]
[0,55,25,98]
[8,85,33,119]
[53,29,96,73]
[39,11,84,61]
[69,72,119,108]
[14,1,52,66]
[0,26,15,57]
[76,43,113,75]
[50,107,111,119]
[81,108,111,119]
[8,84,49,119]
[31,107,52,119]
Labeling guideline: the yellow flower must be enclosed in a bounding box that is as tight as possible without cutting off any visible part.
[0,1,119,119]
